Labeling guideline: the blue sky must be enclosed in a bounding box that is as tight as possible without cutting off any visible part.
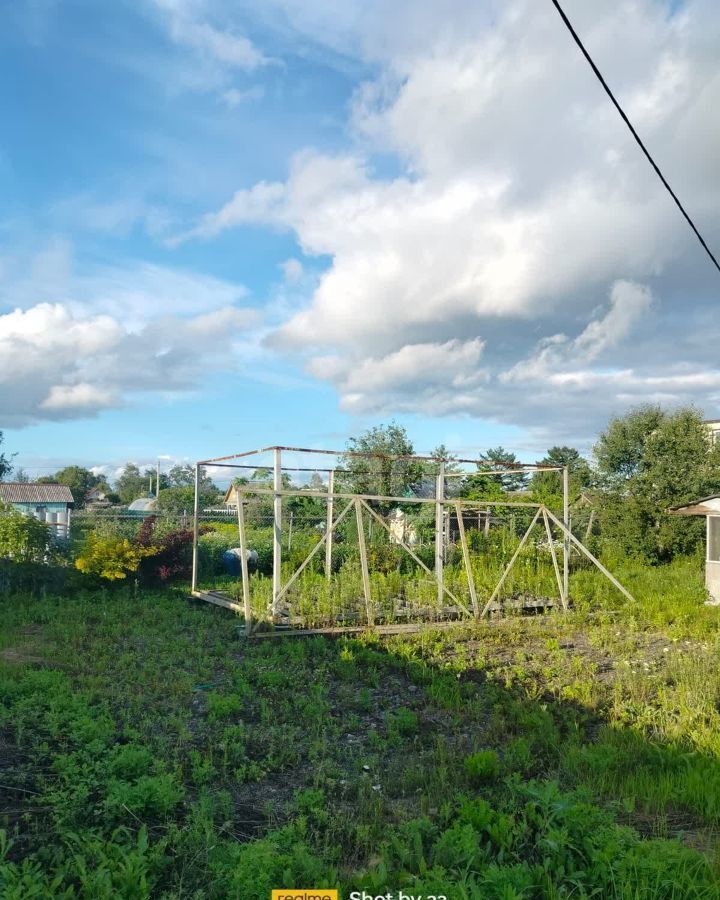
[2,0,719,484]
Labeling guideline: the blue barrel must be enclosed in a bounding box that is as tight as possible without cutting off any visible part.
[222,549,241,576]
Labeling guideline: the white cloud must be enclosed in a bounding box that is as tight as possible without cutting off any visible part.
[41,383,117,412]
[503,280,653,382]
[221,85,264,107]
[281,257,303,283]
[308,338,487,415]
[179,0,720,438]
[151,0,269,71]
[0,239,260,427]
[1,241,249,329]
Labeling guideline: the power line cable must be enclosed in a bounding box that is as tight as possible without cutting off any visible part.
[549,0,720,275]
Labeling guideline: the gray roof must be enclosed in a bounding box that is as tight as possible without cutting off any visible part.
[0,482,74,504]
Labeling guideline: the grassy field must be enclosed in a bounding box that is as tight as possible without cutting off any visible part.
[1,557,720,898]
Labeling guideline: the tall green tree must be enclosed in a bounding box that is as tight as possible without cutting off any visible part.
[428,444,461,474]
[462,446,527,495]
[594,405,720,561]
[37,466,107,509]
[115,464,148,505]
[340,422,423,507]
[144,468,170,492]
[157,474,220,514]
[530,446,593,505]
[167,464,195,487]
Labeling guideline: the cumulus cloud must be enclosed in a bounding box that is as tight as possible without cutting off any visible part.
[308,338,488,414]
[0,242,259,427]
[41,384,117,412]
[0,301,256,427]
[181,0,720,438]
[503,280,653,382]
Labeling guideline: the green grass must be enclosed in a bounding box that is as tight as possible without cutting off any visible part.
[1,558,720,898]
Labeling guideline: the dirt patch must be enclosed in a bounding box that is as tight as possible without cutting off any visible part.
[0,646,50,666]
[619,806,718,859]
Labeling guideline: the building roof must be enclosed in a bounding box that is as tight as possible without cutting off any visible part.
[223,481,276,504]
[0,482,74,504]
[669,495,720,516]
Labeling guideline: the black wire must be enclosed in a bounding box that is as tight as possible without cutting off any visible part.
[549,0,720,275]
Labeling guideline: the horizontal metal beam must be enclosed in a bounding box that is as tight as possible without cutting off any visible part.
[208,462,564,475]
[199,444,564,470]
[233,485,543,508]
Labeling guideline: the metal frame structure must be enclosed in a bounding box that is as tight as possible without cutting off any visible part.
[190,445,634,635]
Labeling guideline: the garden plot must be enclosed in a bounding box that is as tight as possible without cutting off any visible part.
[1,580,720,898]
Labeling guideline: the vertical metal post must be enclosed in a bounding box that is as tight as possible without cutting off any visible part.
[562,465,570,604]
[191,463,200,592]
[355,498,373,625]
[235,489,252,636]
[455,502,479,617]
[542,506,565,609]
[325,469,334,579]
[435,462,445,608]
[272,448,282,616]
[707,515,711,564]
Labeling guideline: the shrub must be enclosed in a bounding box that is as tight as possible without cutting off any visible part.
[106,773,184,819]
[0,505,51,563]
[75,533,158,581]
[464,749,501,785]
[135,516,198,584]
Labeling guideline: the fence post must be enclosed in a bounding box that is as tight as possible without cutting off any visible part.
[191,464,200,592]
[325,469,334,579]
[355,499,373,625]
[235,489,252,636]
[435,462,445,608]
[272,448,282,617]
[562,465,569,604]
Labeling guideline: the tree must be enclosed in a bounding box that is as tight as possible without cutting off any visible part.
[167,464,195,487]
[308,472,326,492]
[0,432,15,481]
[115,464,148,505]
[595,404,665,483]
[38,466,107,509]
[460,446,527,498]
[340,422,424,507]
[144,468,169,493]
[12,468,30,483]
[427,444,461,474]
[530,446,593,505]
[594,405,720,561]
[157,478,221,515]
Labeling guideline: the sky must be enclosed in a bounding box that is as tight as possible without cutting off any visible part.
[2,0,720,484]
